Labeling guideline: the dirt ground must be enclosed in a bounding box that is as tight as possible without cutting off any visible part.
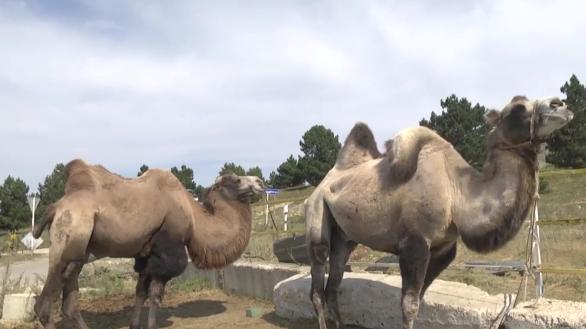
[7,290,365,329]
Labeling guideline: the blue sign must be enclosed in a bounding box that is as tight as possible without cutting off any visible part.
[265,188,280,195]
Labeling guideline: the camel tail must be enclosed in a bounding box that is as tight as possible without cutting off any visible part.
[33,203,56,238]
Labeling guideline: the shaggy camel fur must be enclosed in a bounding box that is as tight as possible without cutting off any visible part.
[32,159,265,329]
[306,96,573,329]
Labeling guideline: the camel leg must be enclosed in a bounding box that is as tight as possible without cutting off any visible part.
[130,272,151,329]
[398,235,430,329]
[420,243,456,299]
[146,278,166,329]
[35,263,67,329]
[62,261,90,329]
[325,226,357,329]
[36,208,94,329]
[310,246,329,329]
[307,198,333,329]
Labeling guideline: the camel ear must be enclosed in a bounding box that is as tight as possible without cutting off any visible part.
[214,176,224,185]
[485,109,501,126]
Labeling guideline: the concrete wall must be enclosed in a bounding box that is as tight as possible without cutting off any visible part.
[179,260,307,300]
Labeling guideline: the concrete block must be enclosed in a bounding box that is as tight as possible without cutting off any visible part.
[274,272,586,329]
[1,293,37,323]
[507,299,586,329]
[221,261,304,300]
[178,262,221,289]
[246,307,264,318]
[179,261,306,300]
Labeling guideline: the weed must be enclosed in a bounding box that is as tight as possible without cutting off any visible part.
[168,276,211,293]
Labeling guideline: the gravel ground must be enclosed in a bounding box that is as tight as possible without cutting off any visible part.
[7,289,365,329]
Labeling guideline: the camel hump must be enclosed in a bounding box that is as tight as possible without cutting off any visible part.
[64,159,98,193]
[385,126,445,183]
[335,122,381,170]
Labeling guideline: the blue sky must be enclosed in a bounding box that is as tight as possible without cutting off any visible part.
[1,0,586,190]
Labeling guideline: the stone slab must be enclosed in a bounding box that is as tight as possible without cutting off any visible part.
[273,272,586,329]
[1,293,37,323]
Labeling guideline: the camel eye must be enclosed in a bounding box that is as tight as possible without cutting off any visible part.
[236,179,241,184]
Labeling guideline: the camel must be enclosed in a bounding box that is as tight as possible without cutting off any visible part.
[32,159,265,329]
[305,96,573,329]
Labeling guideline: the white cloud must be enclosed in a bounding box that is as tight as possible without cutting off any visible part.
[1,0,585,189]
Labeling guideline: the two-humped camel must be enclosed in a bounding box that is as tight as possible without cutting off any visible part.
[305,96,573,329]
[32,159,265,329]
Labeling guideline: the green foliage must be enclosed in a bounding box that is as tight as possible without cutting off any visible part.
[539,176,550,194]
[170,165,198,194]
[219,162,246,176]
[420,95,491,169]
[36,163,66,219]
[193,185,205,200]
[0,176,31,230]
[271,155,304,188]
[246,166,265,182]
[137,164,149,176]
[78,265,134,297]
[168,276,211,293]
[170,164,205,199]
[298,125,341,186]
[547,75,586,168]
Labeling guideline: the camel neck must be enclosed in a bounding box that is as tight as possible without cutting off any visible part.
[187,189,252,269]
[453,145,538,253]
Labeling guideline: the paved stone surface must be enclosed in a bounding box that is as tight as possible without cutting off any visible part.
[0,256,48,282]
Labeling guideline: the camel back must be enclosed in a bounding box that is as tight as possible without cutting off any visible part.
[64,159,125,194]
[335,124,452,183]
[63,159,183,195]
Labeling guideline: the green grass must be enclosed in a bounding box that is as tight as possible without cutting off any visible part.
[78,264,136,298]
[0,228,51,254]
[539,172,586,220]
[167,276,211,293]
[77,261,212,299]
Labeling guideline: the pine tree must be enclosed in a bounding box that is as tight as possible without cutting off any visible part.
[37,163,66,219]
[420,95,490,169]
[298,125,341,186]
[546,75,586,168]
[0,176,31,230]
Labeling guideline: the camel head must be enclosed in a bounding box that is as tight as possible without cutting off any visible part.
[485,95,574,146]
[213,173,266,202]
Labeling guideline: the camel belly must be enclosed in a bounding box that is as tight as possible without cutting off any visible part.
[325,180,404,253]
[88,212,166,258]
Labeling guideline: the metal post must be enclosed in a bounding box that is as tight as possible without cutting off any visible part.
[265,193,269,226]
[532,204,544,298]
[27,193,39,254]
[283,204,289,231]
[31,197,36,233]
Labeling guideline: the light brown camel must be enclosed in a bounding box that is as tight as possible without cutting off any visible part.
[305,96,573,329]
[32,159,265,329]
